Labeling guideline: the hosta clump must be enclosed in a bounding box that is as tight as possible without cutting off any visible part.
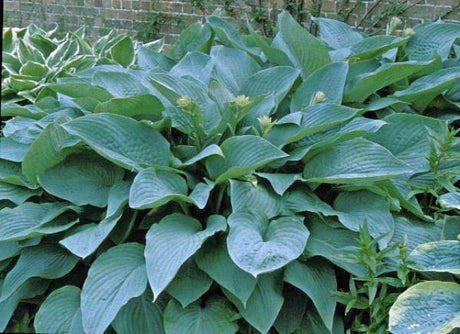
[1,11,460,334]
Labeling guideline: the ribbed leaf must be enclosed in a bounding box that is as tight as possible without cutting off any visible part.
[0,244,78,302]
[92,70,150,97]
[145,214,226,300]
[284,259,337,331]
[0,202,80,241]
[34,286,82,334]
[274,12,330,78]
[111,36,134,67]
[94,94,164,116]
[291,62,349,111]
[371,113,448,173]
[166,259,212,307]
[0,137,30,162]
[206,135,288,183]
[170,52,213,82]
[389,281,460,334]
[227,211,309,277]
[81,243,147,334]
[223,273,284,334]
[344,59,435,102]
[439,191,460,210]
[334,190,394,248]
[59,180,130,258]
[393,67,460,111]
[112,289,165,334]
[196,238,257,305]
[407,240,460,274]
[313,17,363,50]
[407,21,460,60]
[168,23,213,60]
[350,36,408,60]
[38,152,124,207]
[303,138,411,183]
[62,113,171,170]
[255,173,301,196]
[0,182,41,205]
[129,168,188,209]
[164,297,238,334]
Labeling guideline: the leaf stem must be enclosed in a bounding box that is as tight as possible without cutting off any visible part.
[215,184,226,214]
[179,202,191,216]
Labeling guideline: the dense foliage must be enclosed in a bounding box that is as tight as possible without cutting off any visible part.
[1,12,460,334]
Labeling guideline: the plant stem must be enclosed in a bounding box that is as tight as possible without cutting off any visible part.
[215,184,226,214]
[180,202,191,216]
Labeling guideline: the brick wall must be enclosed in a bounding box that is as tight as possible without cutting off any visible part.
[3,0,460,43]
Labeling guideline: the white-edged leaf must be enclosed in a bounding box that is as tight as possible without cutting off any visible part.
[303,138,412,183]
[439,191,460,210]
[34,286,82,334]
[389,281,460,334]
[81,243,147,334]
[62,113,171,170]
[196,238,257,306]
[145,214,226,300]
[0,244,78,302]
[407,240,460,275]
[112,289,165,334]
[227,211,309,277]
[38,152,124,207]
[129,168,188,209]
[164,297,238,334]
[284,259,337,331]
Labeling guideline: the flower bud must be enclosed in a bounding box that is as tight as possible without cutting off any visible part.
[258,115,273,136]
[388,16,403,34]
[402,28,415,37]
[177,95,191,108]
[235,95,250,108]
[310,90,327,106]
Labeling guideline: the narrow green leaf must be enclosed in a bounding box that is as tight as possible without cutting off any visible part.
[111,36,134,67]
[284,259,337,331]
[81,243,148,334]
[196,237,257,305]
[407,240,460,274]
[34,286,82,334]
[145,214,226,300]
[303,138,411,183]
[274,12,331,78]
[206,135,288,183]
[112,289,165,334]
[164,297,238,334]
[224,272,284,334]
[0,244,78,302]
[168,23,213,60]
[389,281,460,334]
[228,211,309,277]
[62,113,171,170]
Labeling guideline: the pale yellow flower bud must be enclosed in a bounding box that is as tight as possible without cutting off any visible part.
[310,91,327,106]
[235,95,250,108]
[177,95,191,108]
[402,28,415,37]
[258,115,273,136]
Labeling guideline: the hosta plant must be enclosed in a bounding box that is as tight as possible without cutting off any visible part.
[1,11,460,334]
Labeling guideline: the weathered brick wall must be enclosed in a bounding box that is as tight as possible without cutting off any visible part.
[3,0,460,43]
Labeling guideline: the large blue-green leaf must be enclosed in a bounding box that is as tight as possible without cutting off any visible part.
[59,180,130,258]
[313,17,363,50]
[62,113,171,170]
[164,297,238,334]
[291,62,348,111]
[170,51,213,82]
[129,167,189,209]
[407,240,460,275]
[389,281,460,334]
[284,259,337,332]
[38,152,124,207]
[407,21,460,60]
[112,289,165,334]
[255,172,301,196]
[334,190,394,248]
[223,272,284,334]
[0,182,42,205]
[206,135,288,183]
[92,70,151,97]
[371,113,448,173]
[34,286,83,334]
[350,35,408,60]
[303,138,412,183]
[274,285,307,334]
[0,244,78,302]
[94,94,164,116]
[439,191,460,210]
[81,243,147,334]
[0,137,30,162]
[145,214,226,300]
[110,36,134,67]
[273,11,330,78]
[0,202,80,241]
[168,23,212,60]
[196,238,257,306]
[227,210,309,277]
